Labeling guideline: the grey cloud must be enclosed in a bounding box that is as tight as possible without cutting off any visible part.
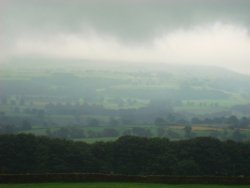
[1,0,250,74]
[2,0,250,41]
[11,23,250,74]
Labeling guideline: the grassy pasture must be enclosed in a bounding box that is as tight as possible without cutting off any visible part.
[1,183,249,188]
[1,69,250,142]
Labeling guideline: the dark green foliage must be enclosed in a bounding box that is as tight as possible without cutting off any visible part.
[227,116,239,128]
[48,127,86,139]
[131,127,152,137]
[101,129,119,137]
[0,134,250,176]
[20,119,32,131]
[231,129,245,142]
[154,117,167,126]
[184,126,192,138]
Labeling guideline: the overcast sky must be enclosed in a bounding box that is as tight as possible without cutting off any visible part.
[1,0,250,74]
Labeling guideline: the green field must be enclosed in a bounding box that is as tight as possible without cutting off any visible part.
[1,183,249,188]
[1,68,250,142]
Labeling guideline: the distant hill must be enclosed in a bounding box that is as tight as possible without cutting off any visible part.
[1,57,250,116]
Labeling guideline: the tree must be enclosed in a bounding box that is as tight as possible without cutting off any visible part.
[166,114,176,124]
[52,127,70,138]
[37,109,45,119]
[87,130,100,138]
[239,117,249,128]
[209,130,220,138]
[227,115,239,128]
[231,129,245,142]
[132,127,152,137]
[0,134,250,175]
[86,118,100,127]
[220,128,229,140]
[108,118,120,126]
[157,127,166,137]
[1,96,8,105]
[0,124,16,134]
[69,127,85,139]
[166,129,180,139]
[176,159,200,175]
[101,128,119,137]
[21,119,32,131]
[154,117,166,126]
[184,126,192,139]
[191,117,201,124]
[122,129,132,136]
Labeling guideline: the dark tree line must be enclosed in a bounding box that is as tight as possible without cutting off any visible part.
[0,120,32,134]
[0,134,249,176]
[47,127,120,139]
[191,115,250,128]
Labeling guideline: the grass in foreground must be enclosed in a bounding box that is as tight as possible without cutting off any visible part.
[1,183,249,188]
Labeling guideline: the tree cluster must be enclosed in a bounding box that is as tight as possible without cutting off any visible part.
[0,134,249,176]
[191,115,250,128]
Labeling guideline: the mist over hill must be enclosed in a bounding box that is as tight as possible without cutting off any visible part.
[1,57,250,117]
[1,0,250,142]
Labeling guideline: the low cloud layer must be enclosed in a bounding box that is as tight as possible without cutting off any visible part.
[2,0,250,74]
[11,23,250,74]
